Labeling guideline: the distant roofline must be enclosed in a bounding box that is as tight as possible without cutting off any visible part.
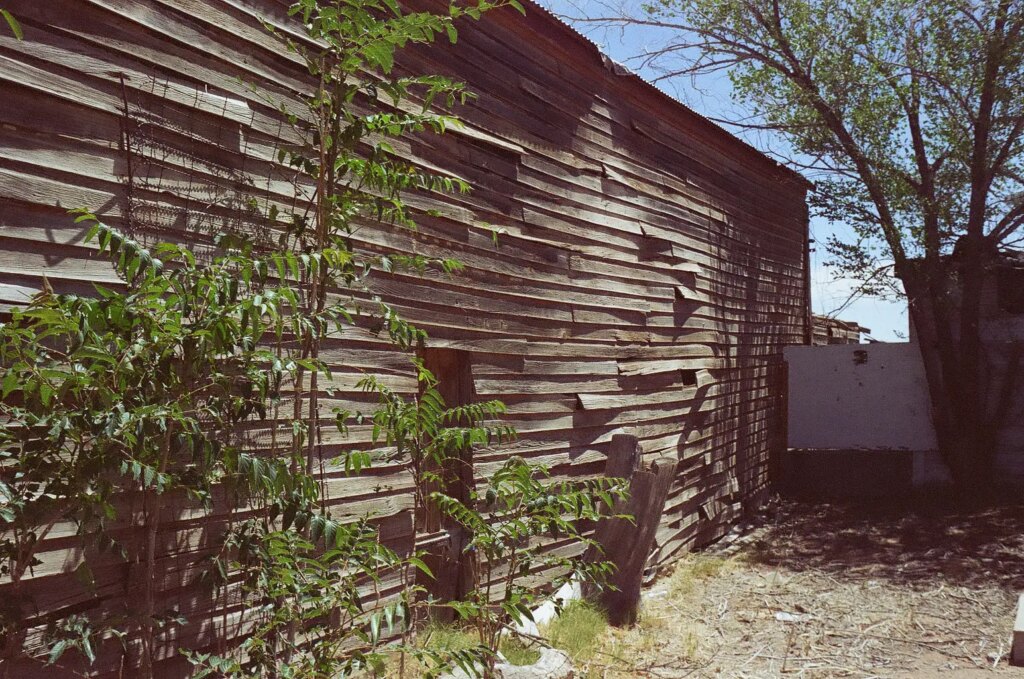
[813,313,871,335]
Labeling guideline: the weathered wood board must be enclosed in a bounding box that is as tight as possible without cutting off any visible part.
[0,0,810,675]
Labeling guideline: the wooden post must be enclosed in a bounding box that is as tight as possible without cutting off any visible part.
[603,432,642,479]
[591,434,676,626]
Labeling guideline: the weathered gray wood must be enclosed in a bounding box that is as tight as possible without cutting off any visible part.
[0,0,810,672]
[592,442,677,626]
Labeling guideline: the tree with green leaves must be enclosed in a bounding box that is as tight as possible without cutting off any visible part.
[358,363,515,549]
[355,364,515,676]
[568,0,1024,496]
[0,215,312,675]
[190,0,524,675]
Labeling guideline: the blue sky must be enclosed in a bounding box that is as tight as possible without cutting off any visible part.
[542,0,910,341]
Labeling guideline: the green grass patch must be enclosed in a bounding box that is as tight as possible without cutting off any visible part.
[418,623,480,655]
[544,601,608,663]
[417,623,540,667]
[499,637,542,666]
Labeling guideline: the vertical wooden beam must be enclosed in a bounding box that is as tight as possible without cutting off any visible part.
[803,206,814,346]
[591,434,677,626]
[603,432,642,479]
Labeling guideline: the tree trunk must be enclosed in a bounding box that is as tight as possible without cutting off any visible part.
[902,260,996,501]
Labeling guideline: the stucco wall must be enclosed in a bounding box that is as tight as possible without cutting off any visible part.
[785,343,938,451]
[785,340,1024,490]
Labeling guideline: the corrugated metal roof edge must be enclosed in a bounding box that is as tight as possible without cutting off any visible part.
[523,0,814,190]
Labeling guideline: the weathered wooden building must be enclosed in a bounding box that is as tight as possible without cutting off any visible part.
[812,314,869,345]
[0,0,810,674]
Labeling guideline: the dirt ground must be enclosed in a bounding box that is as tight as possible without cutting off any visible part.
[587,498,1024,678]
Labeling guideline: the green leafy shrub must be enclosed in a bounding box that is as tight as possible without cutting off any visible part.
[359,363,515,532]
[0,216,309,671]
[188,0,522,675]
[435,459,628,678]
[354,362,514,676]
[186,525,413,678]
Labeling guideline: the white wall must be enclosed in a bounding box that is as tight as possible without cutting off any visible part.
[785,342,938,451]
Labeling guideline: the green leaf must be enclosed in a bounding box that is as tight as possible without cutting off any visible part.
[2,371,19,398]
[369,612,380,643]
[364,42,395,74]
[407,555,433,578]
[2,10,22,40]
[47,640,69,665]
[39,382,54,407]
[81,636,95,663]
[73,561,96,589]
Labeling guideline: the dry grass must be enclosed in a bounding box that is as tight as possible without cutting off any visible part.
[576,498,1024,678]
[586,555,739,677]
[367,498,1024,677]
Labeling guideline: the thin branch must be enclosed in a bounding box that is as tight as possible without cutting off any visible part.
[989,200,1024,243]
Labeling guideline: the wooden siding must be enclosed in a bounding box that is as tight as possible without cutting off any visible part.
[0,0,810,675]
[812,314,869,345]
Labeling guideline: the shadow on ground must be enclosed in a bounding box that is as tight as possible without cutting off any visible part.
[743,495,1024,590]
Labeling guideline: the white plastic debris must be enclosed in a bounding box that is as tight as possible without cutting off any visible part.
[443,648,575,679]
